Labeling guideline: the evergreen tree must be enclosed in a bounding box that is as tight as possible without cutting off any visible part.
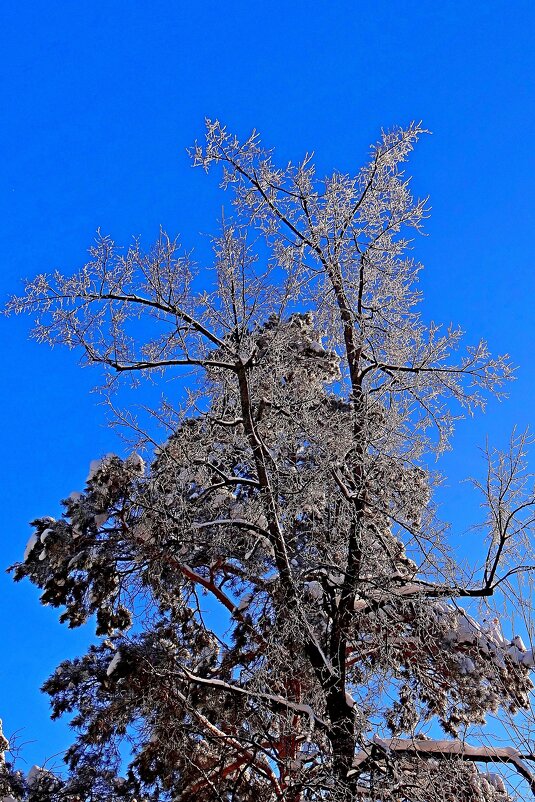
[6,122,535,800]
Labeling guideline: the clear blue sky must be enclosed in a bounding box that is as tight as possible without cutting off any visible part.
[1,0,534,771]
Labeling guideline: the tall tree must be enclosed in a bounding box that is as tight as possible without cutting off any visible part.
[7,122,535,801]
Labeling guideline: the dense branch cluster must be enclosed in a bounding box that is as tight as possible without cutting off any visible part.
[5,122,535,801]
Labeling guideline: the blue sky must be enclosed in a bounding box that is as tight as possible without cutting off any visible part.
[1,0,534,772]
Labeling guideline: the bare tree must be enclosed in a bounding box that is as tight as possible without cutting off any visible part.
[6,121,535,801]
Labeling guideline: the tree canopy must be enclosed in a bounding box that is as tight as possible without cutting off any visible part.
[5,121,535,801]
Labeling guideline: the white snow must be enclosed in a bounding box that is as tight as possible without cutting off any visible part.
[443,610,509,659]
[126,452,145,474]
[483,772,506,792]
[134,524,153,543]
[229,501,244,519]
[27,765,44,786]
[94,512,108,527]
[24,533,39,561]
[87,459,103,481]
[327,572,344,587]
[211,490,232,508]
[511,635,527,652]
[458,656,475,674]
[237,593,253,612]
[351,737,533,782]
[243,537,261,560]
[106,650,122,676]
[68,491,83,501]
[304,581,323,600]
[438,606,535,672]
[86,454,115,482]
[433,600,455,621]
[38,549,47,561]
[482,617,508,646]
[520,650,535,667]
[68,553,82,568]
[40,528,53,542]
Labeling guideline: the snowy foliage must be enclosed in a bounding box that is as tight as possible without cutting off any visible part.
[6,122,535,800]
